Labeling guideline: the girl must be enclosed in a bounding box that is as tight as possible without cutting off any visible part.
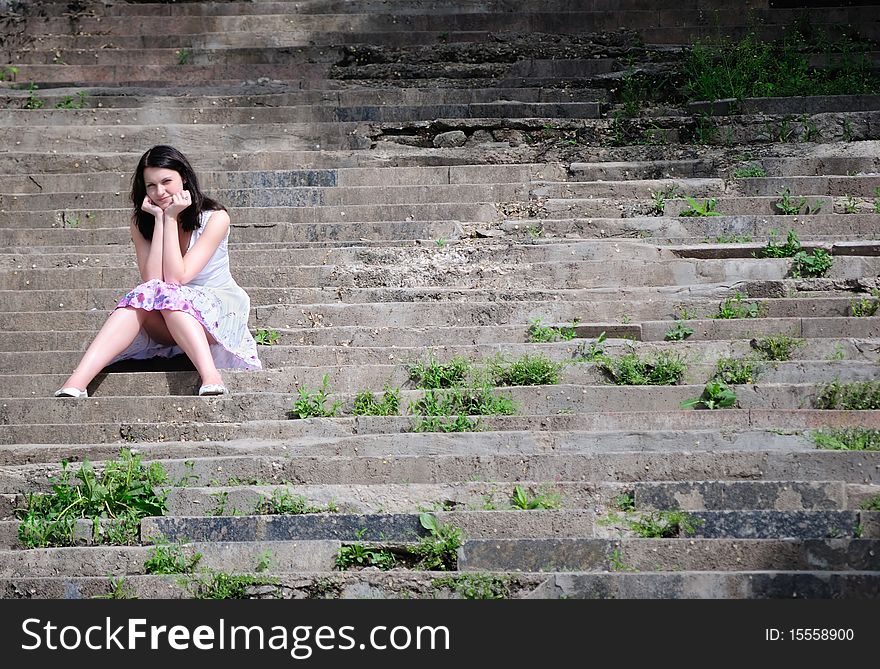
[55,145,261,398]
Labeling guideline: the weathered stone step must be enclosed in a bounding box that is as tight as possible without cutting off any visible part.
[568,156,880,181]
[0,183,529,212]
[132,510,874,546]
[2,355,877,397]
[4,447,878,494]
[19,8,873,39]
[155,479,854,516]
[498,214,880,241]
[0,295,873,333]
[669,241,880,259]
[734,175,880,198]
[2,85,605,108]
[4,477,857,519]
[2,569,879,599]
[2,405,878,446]
[531,177,726,199]
[0,240,661,269]
[4,257,878,293]
[459,535,879,572]
[0,97,603,121]
[1,163,566,193]
[0,383,860,427]
[0,205,493,232]
[691,94,880,117]
[3,534,877,577]
[0,428,835,468]
[4,567,879,599]
[27,0,736,18]
[0,540,340,577]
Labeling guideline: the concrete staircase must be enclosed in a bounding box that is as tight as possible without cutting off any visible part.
[1,0,879,599]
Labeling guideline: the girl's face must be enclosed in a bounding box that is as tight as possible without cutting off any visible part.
[143,167,185,210]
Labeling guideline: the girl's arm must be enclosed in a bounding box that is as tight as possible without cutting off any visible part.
[132,197,164,281]
[163,208,230,285]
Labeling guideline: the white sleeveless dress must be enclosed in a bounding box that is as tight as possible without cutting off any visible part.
[111,209,262,370]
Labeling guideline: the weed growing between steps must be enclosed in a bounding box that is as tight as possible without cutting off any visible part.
[601,505,703,539]
[850,289,880,317]
[681,380,738,410]
[714,357,761,385]
[790,248,833,278]
[758,229,802,258]
[16,450,168,548]
[526,317,580,343]
[408,355,471,389]
[489,353,566,386]
[860,495,880,511]
[813,380,880,410]
[510,485,562,510]
[733,165,767,179]
[714,292,762,319]
[93,577,135,600]
[255,490,339,515]
[751,334,805,361]
[433,573,510,599]
[678,196,722,217]
[144,540,203,575]
[335,514,462,572]
[353,384,401,416]
[664,320,694,341]
[289,374,342,418]
[189,572,281,600]
[596,350,686,386]
[681,29,880,102]
[812,428,880,451]
[253,328,280,345]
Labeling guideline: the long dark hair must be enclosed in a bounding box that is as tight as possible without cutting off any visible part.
[130,145,226,240]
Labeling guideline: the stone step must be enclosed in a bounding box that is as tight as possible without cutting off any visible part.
[459,535,880,571]
[0,427,838,467]
[0,322,872,358]
[569,157,880,181]
[4,447,878,492]
[0,295,873,333]
[0,121,362,152]
[734,175,880,198]
[0,540,340,577]
[1,356,877,397]
[3,257,878,294]
[18,9,874,39]
[1,406,878,445]
[0,183,528,211]
[4,477,860,520]
[498,214,880,241]
[130,510,875,542]
[3,568,878,599]
[1,164,567,193]
[2,534,877,577]
[2,569,878,599]
[1,84,606,107]
[0,383,859,426]
[530,178,726,200]
[153,479,861,516]
[20,0,741,18]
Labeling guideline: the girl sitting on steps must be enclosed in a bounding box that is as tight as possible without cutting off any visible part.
[55,145,262,398]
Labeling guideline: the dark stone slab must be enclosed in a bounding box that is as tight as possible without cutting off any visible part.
[262,513,424,541]
[688,511,859,539]
[635,482,845,511]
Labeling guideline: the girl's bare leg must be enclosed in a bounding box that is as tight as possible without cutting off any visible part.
[160,309,224,386]
[61,307,149,391]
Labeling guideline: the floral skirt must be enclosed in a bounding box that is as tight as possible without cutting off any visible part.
[112,279,262,370]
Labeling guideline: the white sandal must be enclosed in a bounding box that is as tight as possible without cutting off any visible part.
[54,387,88,398]
[198,384,228,396]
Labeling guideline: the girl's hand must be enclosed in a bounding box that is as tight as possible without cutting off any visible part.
[141,195,164,218]
[164,190,192,218]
